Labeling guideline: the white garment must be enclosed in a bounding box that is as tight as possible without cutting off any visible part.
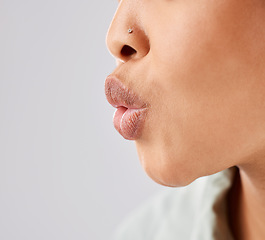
[113,167,237,240]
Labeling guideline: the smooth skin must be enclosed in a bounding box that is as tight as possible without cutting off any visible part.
[106,0,265,239]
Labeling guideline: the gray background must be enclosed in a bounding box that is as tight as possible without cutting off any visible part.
[0,1,163,239]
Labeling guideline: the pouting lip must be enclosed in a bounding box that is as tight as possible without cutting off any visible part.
[104,75,148,110]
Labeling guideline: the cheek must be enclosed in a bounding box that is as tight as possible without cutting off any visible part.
[134,0,265,186]
[149,0,253,82]
[137,39,265,187]
[137,74,265,187]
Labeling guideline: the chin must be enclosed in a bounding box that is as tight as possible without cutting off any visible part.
[146,168,197,188]
[137,150,198,188]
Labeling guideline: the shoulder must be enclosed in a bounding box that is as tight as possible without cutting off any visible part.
[113,168,237,240]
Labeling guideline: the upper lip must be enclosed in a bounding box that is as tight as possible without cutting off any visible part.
[105,75,148,109]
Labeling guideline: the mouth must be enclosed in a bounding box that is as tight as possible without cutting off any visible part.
[105,75,149,140]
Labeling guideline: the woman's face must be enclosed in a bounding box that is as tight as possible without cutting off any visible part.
[105,0,265,186]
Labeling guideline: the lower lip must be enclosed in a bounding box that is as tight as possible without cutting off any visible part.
[113,106,148,140]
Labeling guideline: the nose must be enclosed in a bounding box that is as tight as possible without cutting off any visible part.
[106,1,150,63]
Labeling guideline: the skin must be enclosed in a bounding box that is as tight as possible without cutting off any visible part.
[106,0,265,239]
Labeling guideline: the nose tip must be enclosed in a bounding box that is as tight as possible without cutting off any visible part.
[105,4,150,63]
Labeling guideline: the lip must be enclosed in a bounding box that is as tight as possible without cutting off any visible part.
[105,75,149,140]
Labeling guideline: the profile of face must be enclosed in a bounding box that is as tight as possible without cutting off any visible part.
[105,0,265,187]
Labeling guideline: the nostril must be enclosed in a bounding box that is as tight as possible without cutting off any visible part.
[121,45,137,57]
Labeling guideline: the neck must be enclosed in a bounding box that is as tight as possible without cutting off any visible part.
[229,158,265,240]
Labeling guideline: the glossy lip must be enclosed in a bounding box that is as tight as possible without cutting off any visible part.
[105,75,149,140]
